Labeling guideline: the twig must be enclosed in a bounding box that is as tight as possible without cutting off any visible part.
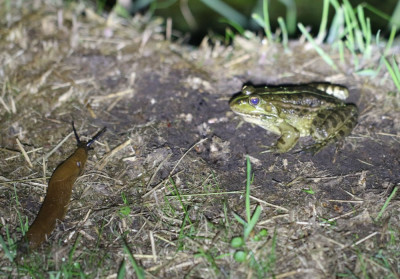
[16,138,33,168]
[98,139,131,170]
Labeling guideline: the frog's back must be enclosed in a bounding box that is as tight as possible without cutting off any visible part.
[261,86,344,109]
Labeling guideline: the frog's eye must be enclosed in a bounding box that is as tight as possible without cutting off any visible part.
[249,97,259,106]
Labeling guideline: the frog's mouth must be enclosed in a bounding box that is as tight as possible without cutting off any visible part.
[233,111,274,120]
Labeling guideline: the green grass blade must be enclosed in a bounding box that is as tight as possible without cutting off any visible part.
[200,0,247,27]
[169,177,192,225]
[376,186,398,221]
[342,0,355,51]
[329,0,341,11]
[355,69,379,76]
[391,57,400,81]
[123,240,145,279]
[361,3,392,22]
[389,0,400,29]
[383,57,400,92]
[219,18,245,35]
[252,13,265,28]
[337,40,345,64]
[178,209,190,244]
[244,205,262,240]
[317,0,330,42]
[298,23,338,70]
[357,5,371,57]
[68,234,81,263]
[245,156,251,223]
[262,0,273,41]
[357,5,367,38]
[0,234,13,262]
[195,248,220,276]
[268,228,278,270]
[233,212,247,227]
[384,25,397,56]
[278,0,296,35]
[117,260,126,279]
[345,40,359,68]
[277,17,288,49]
[326,7,344,43]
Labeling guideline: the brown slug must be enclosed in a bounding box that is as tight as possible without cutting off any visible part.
[19,122,106,253]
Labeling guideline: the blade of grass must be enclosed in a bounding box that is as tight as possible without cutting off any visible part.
[233,212,247,227]
[117,260,126,279]
[360,3,392,22]
[200,0,247,27]
[342,0,356,51]
[277,17,288,49]
[384,25,397,56]
[298,23,338,70]
[123,240,145,279]
[389,0,400,29]
[0,234,13,262]
[357,5,371,58]
[316,0,330,42]
[177,208,190,246]
[278,0,296,35]
[245,156,252,223]
[68,233,81,263]
[169,177,192,225]
[13,184,28,236]
[244,205,262,240]
[195,248,220,276]
[383,57,400,93]
[391,57,400,82]
[267,228,278,270]
[219,18,245,35]
[326,0,344,43]
[376,186,398,221]
[262,0,273,41]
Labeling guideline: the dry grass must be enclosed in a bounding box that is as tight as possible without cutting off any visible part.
[1,1,400,278]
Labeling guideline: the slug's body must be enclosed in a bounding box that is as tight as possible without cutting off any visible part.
[20,123,106,252]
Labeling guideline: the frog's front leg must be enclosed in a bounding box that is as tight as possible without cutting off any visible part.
[273,120,300,153]
[310,104,358,153]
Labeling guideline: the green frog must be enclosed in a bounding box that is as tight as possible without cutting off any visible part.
[229,83,358,153]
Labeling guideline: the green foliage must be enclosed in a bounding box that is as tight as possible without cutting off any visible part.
[302,187,315,194]
[233,250,247,262]
[230,156,276,277]
[119,192,131,217]
[231,236,244,248]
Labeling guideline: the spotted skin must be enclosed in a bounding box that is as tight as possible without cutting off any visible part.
[309,104,358,153]
[229,83,358,153]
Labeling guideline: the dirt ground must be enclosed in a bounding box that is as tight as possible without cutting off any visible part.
[1,3,399,278]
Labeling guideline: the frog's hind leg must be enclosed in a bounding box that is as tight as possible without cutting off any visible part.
[309,105,358,153]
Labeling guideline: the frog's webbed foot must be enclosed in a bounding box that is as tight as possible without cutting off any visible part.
[259,145,279,154]
[301,142,327,155]
[260,142,296,154]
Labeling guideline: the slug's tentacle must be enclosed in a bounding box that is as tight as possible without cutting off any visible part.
[72,121,107,148]
[18,123,106,254]
[87,127,107,147]
[72,121,81,144]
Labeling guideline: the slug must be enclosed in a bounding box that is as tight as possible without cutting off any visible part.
[19,122,106,253]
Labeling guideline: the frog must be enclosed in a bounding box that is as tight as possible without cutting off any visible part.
[229,83,358,153]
